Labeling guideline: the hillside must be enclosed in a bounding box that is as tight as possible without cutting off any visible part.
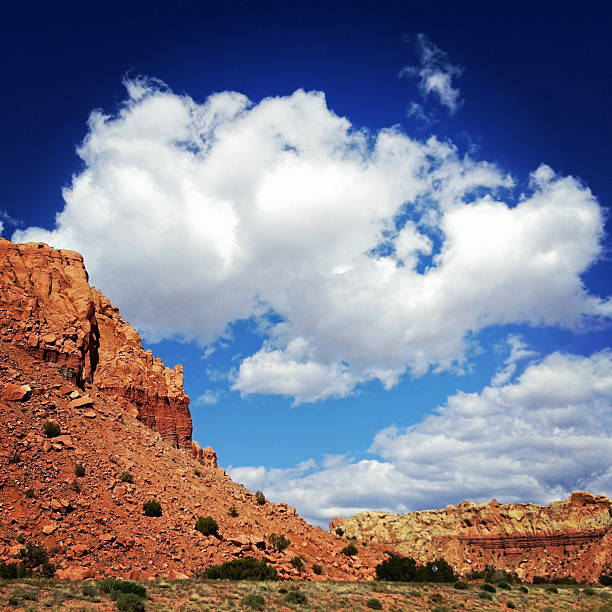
[0,239,386,580]
[331,493,612,583]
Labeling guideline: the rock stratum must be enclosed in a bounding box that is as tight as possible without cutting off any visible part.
[0,239,191,449]
[0,239,387,580]
[331,492,612,583]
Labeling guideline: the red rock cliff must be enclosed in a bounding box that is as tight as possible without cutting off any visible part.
[0,239,192,448]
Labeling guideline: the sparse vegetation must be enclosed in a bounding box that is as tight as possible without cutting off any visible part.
[120,471,134,483]
[193,468,201,476]
[24,488,35,498]
[506,602,516,609]
[545,585,558,593]
[268,533,291,552]
[375,554,455,582]
[290,556,304,572]
[8,450,21,464]
[43,421,60,437]
[202,557,278,580]
[519,585,529,593]
[498,580,511,590]
[313,563,323,575]
[366,597,383,609]
[241,592,266,609]
[454,580,469,590]
[482,583,496,593]
[255,490,266,505]
[285,589,307,604]
[74,463,86,477]
[600,572,612,586]
[228,505,239,517]
[194,516,218,536]
[341,543,358,556]
[115,592,146,612]
[335,527,344,536]
[143,499,162,517]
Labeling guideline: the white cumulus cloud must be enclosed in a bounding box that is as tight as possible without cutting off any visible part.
[229,350,612,527]
[14,78,610,403]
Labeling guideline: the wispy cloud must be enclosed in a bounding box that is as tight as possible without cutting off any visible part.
[194,390,220,406]
[400,33,463,114]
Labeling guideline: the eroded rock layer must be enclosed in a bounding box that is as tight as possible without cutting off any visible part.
[0,239,191,448]
[331,493,612,582]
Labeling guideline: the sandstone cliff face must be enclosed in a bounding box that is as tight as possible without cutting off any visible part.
[332,492,612,582]
[0,239,192,448]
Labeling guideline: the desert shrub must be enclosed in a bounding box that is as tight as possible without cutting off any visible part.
[335,527,344,537]
[478,592,493,600]
[19,542,49,568]
[313,563,323,575]
[255,490,266,505]
[115,592,146,612]
[8,451,21,464]
[98,578,147,598]
[24,488,34,499]
[241,593,266,610]
[290,556,304,572]
[0,563,20,579]
[285,590,307,604]
[43,421,60,437]
[454,580,469,590]
[74,463,86,477]
[16,534,25,545]
[82,584,97,597]
[545,586,558,593]
[519,585,529,593]
[600,573,612,586]
[228,505,239,517]
[268,533,291,552]
[120,472,134,483]
[193,468,201,476]
[431,607,451,612]
[7,595,20,607]
[506,602,516,609]
[203,557,278,580]
[341,543,358,556]
[482,583,496,593]
[375,554,455,582]
[71,478,82,493]
[498,581,511,590]
[195,516,218,536]
[40,560,56,577]
[532,575,549,584]
[142,500,162,517]
[366,597,383,609]
[583,587,596,595]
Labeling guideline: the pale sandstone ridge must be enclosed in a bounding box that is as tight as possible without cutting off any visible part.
[331,492,612,582]
[0,239,191,448]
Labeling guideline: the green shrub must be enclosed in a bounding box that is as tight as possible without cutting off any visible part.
[498,581,511,590]
[19,542,49,568]
[255,490,266,505]
[8,451,21,464]
[335,527,344,537]
[454,580,469,590]
[120,472,134,483]
[43,421,60,438]
[74,463,86,477]
[241,593,266,610]
[0,563,20,579]
[290,556,304,572]
[506,602,516,609]
[519,585,529,593]
[193,468,201,476]
[202,557,278,580]
[285,590,307,604]
[115,592,146,612]
[268,533,291,552]
[545,586,558,593]
[40,561,56,577]
[482,583,496,593]
[142,500,162,517]
[228,505,239,517]
[582,587,595,595]
[341,543,358,556]
[366,597,383,609]
[98,578,147,598]
[478,592,493,600]
[195,516,218,536]
[82,584,97,597]
[375,554,455,582]
[600,573,612,586]
[7,595,20,607]
[312,564,323,575]
[24,488,35,499]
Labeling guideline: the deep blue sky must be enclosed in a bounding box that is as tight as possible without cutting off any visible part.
[2,1,611,520]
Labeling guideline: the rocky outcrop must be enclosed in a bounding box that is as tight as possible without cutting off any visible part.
[0,239,191,448]
[331,492,612,582]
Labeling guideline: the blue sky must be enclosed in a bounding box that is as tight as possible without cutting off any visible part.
[2,1,611,526]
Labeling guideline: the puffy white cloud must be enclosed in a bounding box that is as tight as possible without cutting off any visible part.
[14,79,610,402]
[400,34,463,113]
[229,350,612,527]
[194,390,220,406]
